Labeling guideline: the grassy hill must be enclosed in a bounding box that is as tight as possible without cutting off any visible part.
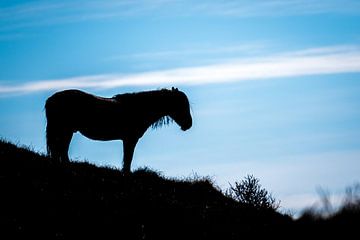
[0,139,358,239]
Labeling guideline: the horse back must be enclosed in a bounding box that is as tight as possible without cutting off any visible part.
[45,90,123,128]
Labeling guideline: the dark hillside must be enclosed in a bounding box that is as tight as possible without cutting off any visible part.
[1,139,358,239]
[0,139,292,239]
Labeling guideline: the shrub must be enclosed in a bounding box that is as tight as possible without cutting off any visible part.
[228,174,280,211]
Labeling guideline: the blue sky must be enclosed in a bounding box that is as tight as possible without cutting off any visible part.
[1,0,360,215]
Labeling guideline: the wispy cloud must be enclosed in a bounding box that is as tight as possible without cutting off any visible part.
[106,43,266,62]
[1,45,360,95]
[195,0,360,17]
[1,0,360,32]
[0,0,164,31]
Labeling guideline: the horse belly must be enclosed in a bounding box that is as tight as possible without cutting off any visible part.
[50,93,129,140]
[78,126,122,141]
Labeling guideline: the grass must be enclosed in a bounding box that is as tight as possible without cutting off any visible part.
[0,138,358,239]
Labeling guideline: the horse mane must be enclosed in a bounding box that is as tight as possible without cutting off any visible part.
[151,115,174,129]
[112,88,179,129]
[112,88,172,101]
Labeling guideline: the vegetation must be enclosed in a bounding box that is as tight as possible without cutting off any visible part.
[227,174,280,211]
[297,184,360,227]
[0,138,358,239]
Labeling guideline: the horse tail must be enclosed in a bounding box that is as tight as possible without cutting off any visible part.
[45,93,74,163]
[45,97,56,159]
[46,121,55,158]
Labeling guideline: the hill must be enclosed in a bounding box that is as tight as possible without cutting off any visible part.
[0,139,358,239]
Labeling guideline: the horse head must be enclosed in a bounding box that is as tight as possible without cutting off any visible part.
[168,88,192,131]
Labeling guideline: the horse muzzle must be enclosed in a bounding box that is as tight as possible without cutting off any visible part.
[181,122,192,131]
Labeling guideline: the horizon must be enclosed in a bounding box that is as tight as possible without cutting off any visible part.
[1,0,360,215]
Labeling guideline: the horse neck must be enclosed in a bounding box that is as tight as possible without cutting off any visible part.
[142,93,171,124]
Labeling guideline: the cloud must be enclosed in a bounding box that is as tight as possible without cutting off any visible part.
[0,1,161,31]
[1,0,360,32]
[1,45,360,95]
[106,43,266,62]
[196,0,360,17]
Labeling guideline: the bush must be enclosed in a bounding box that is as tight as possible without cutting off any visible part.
[228,175,280,211]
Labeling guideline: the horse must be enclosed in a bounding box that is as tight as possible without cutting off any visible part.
[45,87,192,173]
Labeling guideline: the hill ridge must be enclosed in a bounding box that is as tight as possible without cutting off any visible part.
[1,139,358,239]
[0,139,292,239]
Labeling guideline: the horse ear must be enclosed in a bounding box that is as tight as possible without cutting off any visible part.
[171,87,179,92]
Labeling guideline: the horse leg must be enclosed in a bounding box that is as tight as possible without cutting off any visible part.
[46,120,73,163]
[122,138,138,174]
[52,129,73,162]
[57,130,73,163]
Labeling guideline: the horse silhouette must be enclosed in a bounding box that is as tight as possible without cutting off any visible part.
[45,88,192,173]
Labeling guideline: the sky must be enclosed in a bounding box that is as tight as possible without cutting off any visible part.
[1,0,360,216]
